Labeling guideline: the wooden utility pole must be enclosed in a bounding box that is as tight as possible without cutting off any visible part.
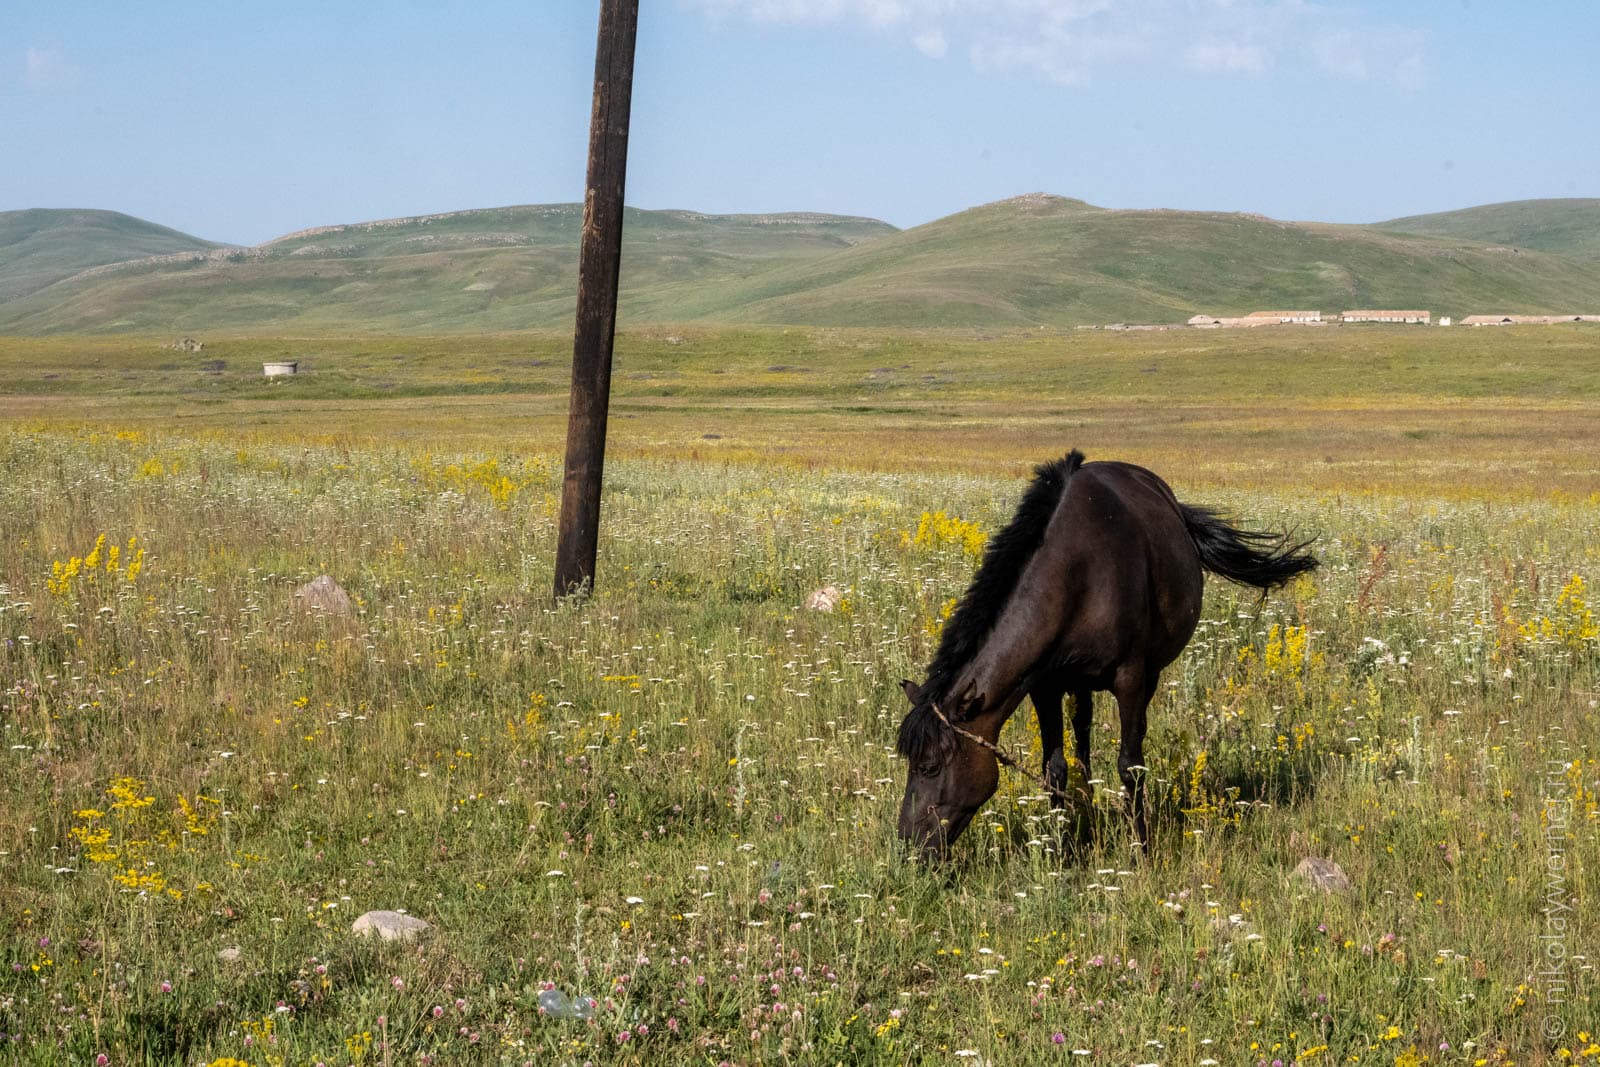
[554,0,640,598]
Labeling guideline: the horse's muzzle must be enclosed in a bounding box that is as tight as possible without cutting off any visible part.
[898,798,973,860]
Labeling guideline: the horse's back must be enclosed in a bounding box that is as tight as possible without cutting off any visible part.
[1063,460,1194,569]
[1049,460,1204,677]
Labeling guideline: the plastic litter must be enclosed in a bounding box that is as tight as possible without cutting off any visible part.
[537,988,596,1020]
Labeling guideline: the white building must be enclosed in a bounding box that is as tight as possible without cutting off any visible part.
[1461,314,1600,326]
[1188,314,1272,328]
[1188,311,1322,328]
[1245,310,1322,323]
[1341,310,1431,324]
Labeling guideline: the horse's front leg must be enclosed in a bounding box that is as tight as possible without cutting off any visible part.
[1030,683,1066,806]
[1069,688,1094,787]
[1036,683,1096,848]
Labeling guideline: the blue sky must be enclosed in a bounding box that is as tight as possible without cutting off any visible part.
[3,1,1595,245]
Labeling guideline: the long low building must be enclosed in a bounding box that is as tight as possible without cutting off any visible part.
[1342,310,1431,324]
[1461,314,1600,326]
[1245,310,1322,323]
[1187,310,1324,327]
[1188,315,1278,328]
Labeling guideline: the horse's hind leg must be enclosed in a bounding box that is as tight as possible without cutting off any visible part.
[1113,671,1158,852]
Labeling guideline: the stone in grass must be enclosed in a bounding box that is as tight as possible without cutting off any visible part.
[351,910,431,942]
[804,585,842,612]
[217,946,242,963]
[295,574,353,616]
[1209,910,1254,940]
[1292,856,1352,894]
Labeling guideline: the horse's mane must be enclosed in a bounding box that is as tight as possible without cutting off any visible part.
[897,450,1084,762]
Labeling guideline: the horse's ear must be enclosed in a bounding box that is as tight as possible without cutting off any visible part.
[900,679,924,704]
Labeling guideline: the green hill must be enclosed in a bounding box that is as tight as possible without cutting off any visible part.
[2,196,1598,333]
[0,209,219,304]
[667,194,1600,326]
[1377,198,1600,259]
[0,205,896,334]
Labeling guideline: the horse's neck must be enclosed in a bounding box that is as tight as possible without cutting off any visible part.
[953,570,1069,720]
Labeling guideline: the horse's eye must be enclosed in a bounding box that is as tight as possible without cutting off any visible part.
[916,759,942,779]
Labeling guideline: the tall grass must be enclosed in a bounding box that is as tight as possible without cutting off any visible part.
[0,427,1594,1064]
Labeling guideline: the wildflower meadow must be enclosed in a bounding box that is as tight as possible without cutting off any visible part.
[0,327,1596,1065]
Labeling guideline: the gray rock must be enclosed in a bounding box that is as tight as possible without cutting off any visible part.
[217,946,241,963]
[1292,856,1352,893]
[1208,911,1253,939]
[296,574,353,616]
[351,910,431,942]
[804,585,842,612]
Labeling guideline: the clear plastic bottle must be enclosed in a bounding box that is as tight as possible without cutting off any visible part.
[537,988,596,1020]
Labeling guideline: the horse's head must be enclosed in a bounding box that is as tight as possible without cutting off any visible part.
[895,679,1002,860]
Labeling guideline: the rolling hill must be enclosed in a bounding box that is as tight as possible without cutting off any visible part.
[1377,198,1600,260]
[0,208,220,305]
[667,194,1600,326]
[1,195,1597,333]
[0,205,896,334]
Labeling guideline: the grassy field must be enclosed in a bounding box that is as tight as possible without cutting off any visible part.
[0,326,1596,1065]
[4,324,1600,493]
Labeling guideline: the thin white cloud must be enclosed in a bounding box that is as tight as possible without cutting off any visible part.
[705,0,919,26]
[1185,40,1268,75]
[1312,30,1368,80]
[686,0,1426,87]
[23,46,79,90]
[912,27,949,58]
[1394,52,1426,91]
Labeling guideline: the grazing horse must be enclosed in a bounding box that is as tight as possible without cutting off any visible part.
[896,451,1316,858]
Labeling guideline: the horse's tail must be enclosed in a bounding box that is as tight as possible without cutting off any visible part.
[1180,503,1317,590]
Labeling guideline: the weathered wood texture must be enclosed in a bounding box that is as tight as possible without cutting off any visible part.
[554,0,640,597]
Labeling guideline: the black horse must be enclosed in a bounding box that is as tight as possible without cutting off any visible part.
[896,451,1316,858]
